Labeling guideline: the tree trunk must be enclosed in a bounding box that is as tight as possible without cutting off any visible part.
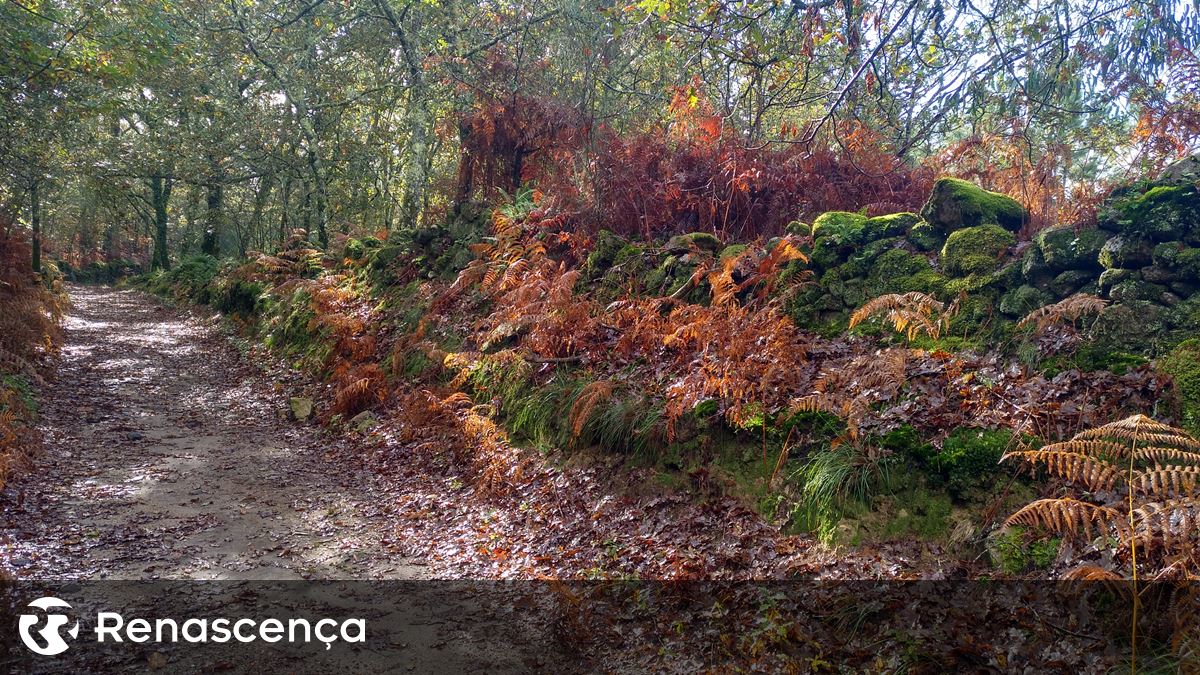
[29,180,41,273]
[201,177,224,257]
[248,173,274,256]
[150,173,172,271]
[279,174,292,247]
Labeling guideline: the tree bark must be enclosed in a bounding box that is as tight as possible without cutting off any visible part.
[150,172,172,271]
[29,180,41,273]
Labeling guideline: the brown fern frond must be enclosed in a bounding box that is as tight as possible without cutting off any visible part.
[1132,499,1200,556]
[789,393,838,415]
[1017,294,1108,332]
[1001,450,1121,491]
[1006,498,1122,540]
[1135,446,1200,465]
[1134,466,1200,498]
[1034,439,1132,460]
[1061,565,1124,581]
[568,381,615,438]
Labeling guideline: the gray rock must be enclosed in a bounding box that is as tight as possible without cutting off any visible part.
[289,397,314,422]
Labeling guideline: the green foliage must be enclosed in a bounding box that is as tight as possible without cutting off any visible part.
[991,527,1061,574]
[140,255,221,302]
[1158,338,1200,435]
[791,446,898,544]
[575,393,668,457]
[211,278,265,317]
[927,428,1013,498]
[940,224,1016,277]
[0,374,36,416]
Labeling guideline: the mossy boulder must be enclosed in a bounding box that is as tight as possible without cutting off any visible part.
[1142,265,1176,284]
[1159,339,1200,435]
[1050,270,1094,297]
[920,177,1027,234]
[940,224,1016,277]
[1178,248,1200,281]
[1035,226,1107,272]
[370,245,406,271]
[1101,184,1200,243]
[1020,246,1055,289]
[813,210,868,239]
[906,221,944,252]
[999,285,1051,317]
[1089,295,1200,355]
[1109,279,1168,304]
[864,212,920,240]
[587,230,630,277]
[719,244,748,261]
[665,231,723,254]
[1098,268,1135,294]
[343,238,367,260]
[1099,235,1153,270]
[1153,241,1185,268]
[1158,154,1200,185]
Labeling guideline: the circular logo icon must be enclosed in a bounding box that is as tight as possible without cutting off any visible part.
[18,597,79,656]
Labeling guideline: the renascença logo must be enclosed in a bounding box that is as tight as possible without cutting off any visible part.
[15,596,366,656]
[18,597,79,656]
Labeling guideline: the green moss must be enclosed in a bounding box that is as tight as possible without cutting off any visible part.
[1099,235,1153,270]
[1102,183,1200,243]
[906,221,944,252]
[586,230,628,278]
[1178,248,1200,281]
[812,211,869,243]
[999,285,1051,317]
[1159,338,1200,435]
[1108,279,1166,304]
[1050,270,1094,298]
[343,238,366,260]
[719,243,748,261]
[920,177,1027,233]
[864,212,920,239]
[665,231,723,254]
[879,488,953,540]
[1035,226,1106,272]
[940,224,1016,277]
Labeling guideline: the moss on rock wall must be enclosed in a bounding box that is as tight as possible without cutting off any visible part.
[920,178,1027,234]
[940,225,1016,277]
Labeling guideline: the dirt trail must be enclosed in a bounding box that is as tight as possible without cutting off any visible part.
[0,285,558,673]
[3,285,420,581]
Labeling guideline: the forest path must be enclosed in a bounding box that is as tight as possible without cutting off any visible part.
[0,285,559,671]
[2,284,425,581]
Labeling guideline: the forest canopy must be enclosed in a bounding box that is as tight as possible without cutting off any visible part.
[1,0,1197,268]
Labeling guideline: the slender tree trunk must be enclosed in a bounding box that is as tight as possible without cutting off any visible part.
[307,150,328,248]
[29,180,41,273]
[376,0,434,235]
[201,176,224,257]
[248,173,274,256]
[279,174,292,248]
[150,172,172,271]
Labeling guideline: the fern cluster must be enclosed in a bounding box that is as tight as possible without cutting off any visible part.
[1003,414,1200,572]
